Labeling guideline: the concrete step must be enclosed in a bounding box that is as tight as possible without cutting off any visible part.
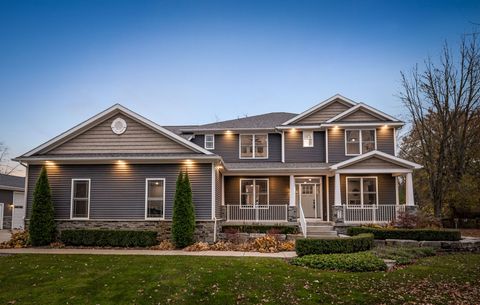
[307,226,335,233]
[305,219,334,225]
[307,231,339,238]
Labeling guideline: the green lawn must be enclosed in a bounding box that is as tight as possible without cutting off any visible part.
[0,253,479,305]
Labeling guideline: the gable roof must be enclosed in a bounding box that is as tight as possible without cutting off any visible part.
[180,112,297,132]
[326,103,401,123]
[18,104,214,159]
[0,173,25,191]
[330,150,422,170]
[282,94,357,125]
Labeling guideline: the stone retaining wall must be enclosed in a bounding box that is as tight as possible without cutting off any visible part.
[374,238,480,252]
[217,232,303,242]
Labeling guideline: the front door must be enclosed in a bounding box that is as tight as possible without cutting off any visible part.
[300,184,316,218]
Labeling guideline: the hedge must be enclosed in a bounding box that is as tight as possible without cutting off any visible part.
[291,251,387,272]
[347,227,461,241]
[295,233,374,256]
[60,230,158,247]
[222,225,299,235]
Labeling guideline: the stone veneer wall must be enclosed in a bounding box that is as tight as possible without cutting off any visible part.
[26,220,216,243]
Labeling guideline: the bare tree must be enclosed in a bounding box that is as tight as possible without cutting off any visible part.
[0,142,20,175]
[399,34,480,218]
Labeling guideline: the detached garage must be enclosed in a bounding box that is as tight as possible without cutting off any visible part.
[0,173,25,230]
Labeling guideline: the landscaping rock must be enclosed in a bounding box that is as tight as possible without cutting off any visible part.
[419,241,442,249]
[385,239,420,247]
[374,240,386,247]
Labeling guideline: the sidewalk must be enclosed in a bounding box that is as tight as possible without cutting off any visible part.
[0,247,297,258]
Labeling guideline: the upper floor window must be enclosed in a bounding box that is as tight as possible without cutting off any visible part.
[345,129,376,155]
[240,134,268,159]
[204,134,215,150]
[240,178,269,206]
[71,179,90,219]
[145,178,165,219]
[303,131,314,147]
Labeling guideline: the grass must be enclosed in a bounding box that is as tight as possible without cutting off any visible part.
[373,246,436,265]
[0,253,479,304]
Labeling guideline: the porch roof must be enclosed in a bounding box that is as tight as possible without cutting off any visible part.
[223,162,331,174]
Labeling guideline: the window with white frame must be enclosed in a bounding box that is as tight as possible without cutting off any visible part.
[346,177,378,206]
[240,134,268,158]
[303,130,314,147]
[145,178,165,219]
[345,129,376,155]
[71,179,90,219]
[240,179,269,206]
[204,134,215,150]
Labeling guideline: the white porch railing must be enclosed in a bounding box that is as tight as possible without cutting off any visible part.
[343,204,406,224]
[298,203,307,237]
[226,204,288,222]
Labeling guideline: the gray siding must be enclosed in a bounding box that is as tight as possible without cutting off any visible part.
[343,157,406,170]
[337,109,388,122]
[0,189,13,229]
[45,113,195,155]
[192,133,282,162]
[26,163,213,221]
[328,174,396,205]
[224,176,289,205]
[284,131,326,162]
[328,127,395,163]
[294,100,351,124]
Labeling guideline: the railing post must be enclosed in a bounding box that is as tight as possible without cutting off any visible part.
[227,205,230,221]
[255,206,259,222]
[373,206,376,223]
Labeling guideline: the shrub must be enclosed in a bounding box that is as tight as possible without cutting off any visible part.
[221,225,299,234]
[291,251,387,272]
[347,226,461,241]
[60,230,158,247]
[29,167,56,246]
[391,210,441,229]
[0,231,30,248]
[373,246,436,265]
[251,235,279,253]
[295,233,374,256]
[172,171,196,248]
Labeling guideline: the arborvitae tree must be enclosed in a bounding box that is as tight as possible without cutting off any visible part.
[29,166,56,246]
[172,171,196,248]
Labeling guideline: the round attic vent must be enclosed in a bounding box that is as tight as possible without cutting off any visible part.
[111,118,127,135]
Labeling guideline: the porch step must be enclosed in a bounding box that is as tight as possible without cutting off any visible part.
[307,231,339,238]
[304,224,338,238]
[307,225,335,233]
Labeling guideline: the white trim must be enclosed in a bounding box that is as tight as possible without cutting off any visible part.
[282,94,357,125]
[326,176,330,221]
[330,150,423,170]
[325,128,329,163]
[393,128,397,156]
[70,178,91,220]
[23,164,29,219]
[395,176,399,205]
[0,203,3,229]
[298,183,318,218]
[211,163,215,220]
[16,155,220,163]
[21,104,213,157]
[12,191,25,230]
[145,178,166,220]
[221,174,225,206]
[344,129,377,156]
[289,175,295,206]
[239,134,269,159]
[281,131,285,163]
[276,125,323,130]
[322,122,404,127]
[302,130,314,147]
[335,168,413,174]
[346,176,379,206]
[204,134,215,150]
[326,103,400,123]
[239,178,269,206]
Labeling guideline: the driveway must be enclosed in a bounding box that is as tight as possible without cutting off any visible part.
[0,230,11,243]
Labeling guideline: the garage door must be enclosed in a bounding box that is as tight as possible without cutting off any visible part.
[12,191,25,230]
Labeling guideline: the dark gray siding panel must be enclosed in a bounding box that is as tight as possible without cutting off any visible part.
[224,176,289,205]
[284,131,326,162]
[192,133,282,162]
[337,174,396,205]
[26,163,213,220]
[328,127,395,163]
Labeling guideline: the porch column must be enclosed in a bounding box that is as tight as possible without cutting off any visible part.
[334,173,341,206]
[289,175,295,206]
[405,172,414,206]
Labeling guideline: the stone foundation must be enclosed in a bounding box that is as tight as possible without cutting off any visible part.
[374,238,480,252]
[27,220,217,243]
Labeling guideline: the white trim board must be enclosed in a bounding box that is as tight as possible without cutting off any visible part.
[145,178,166,220]
[330,150,423,170]
[70,178,91,220]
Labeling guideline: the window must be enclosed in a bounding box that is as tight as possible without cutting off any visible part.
[240,134,268,158]
[240,179,269,206]
[303,131,314,147]
[145,178,165,219]
[71,179,90,219]
[346,177,378,206]
[204,134,215,150]
[345,129,376,155]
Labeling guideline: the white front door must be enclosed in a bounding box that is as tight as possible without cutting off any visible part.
[0,203,4,229]
[300,184,316,218]
[12,192,25,230]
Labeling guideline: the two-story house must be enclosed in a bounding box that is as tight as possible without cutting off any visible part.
[15,95,421,240]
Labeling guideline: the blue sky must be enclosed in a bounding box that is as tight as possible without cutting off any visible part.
[0,0,479,171]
